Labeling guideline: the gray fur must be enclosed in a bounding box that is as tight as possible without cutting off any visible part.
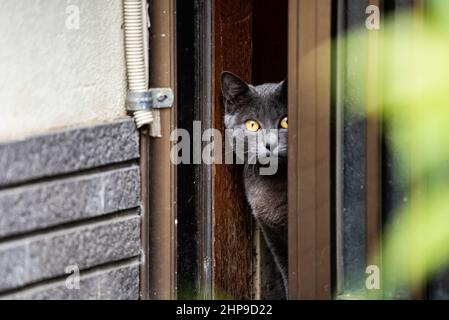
[221,71,288,299]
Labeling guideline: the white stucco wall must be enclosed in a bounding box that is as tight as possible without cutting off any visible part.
[0,0,127,142]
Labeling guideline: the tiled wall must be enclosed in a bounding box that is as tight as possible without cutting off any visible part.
[0,118,142,300]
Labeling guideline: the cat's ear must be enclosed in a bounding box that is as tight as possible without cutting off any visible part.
[221,71,250,104]
[277,77,288,104]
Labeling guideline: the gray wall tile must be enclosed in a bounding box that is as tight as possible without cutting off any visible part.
[0,166,140,238]
[3,263,140,300]
[0,118,139,187]
[0,215,141,292]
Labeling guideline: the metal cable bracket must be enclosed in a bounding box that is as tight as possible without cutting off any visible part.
[126,88,174,112]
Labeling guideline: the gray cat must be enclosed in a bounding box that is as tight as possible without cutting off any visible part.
[221,72,288,300]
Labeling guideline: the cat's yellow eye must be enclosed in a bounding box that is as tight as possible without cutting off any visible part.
[280,117,288,129]
[245,120,260,132]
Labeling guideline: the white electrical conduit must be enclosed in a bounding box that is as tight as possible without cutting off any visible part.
[123,0,153,128]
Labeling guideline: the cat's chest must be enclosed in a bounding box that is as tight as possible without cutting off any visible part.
[245,174,285,198]
[244,168,287,227]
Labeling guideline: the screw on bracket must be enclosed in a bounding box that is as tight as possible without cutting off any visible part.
[156,93,168,102]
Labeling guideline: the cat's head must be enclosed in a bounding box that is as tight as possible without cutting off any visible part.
[221,71,288,163]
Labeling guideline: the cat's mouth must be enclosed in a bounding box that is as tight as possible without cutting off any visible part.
[255,150,287,164]
[258,148,287,159]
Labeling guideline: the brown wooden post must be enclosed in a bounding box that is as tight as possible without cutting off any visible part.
[211,0,255,300]
[140,128,151,300]
[148,0,177,300]
[288,0,332,300]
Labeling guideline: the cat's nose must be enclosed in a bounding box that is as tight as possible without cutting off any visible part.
[265,143,272,151]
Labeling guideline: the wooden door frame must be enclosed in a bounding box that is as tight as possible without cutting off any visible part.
[147,0,177,300]
[211,0,254,300]
[288,0,332,300]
